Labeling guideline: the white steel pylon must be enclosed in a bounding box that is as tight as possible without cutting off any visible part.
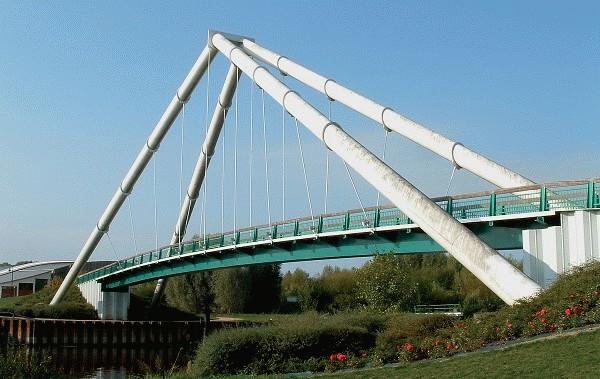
[52,31,540,307]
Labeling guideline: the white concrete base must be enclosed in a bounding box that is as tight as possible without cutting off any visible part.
[523,210,600,288]
[78,280,130,320]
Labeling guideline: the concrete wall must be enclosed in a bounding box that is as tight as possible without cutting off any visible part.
[523,210,600,288]
[78,280,130,320]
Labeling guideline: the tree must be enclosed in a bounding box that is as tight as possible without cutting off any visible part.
[280,268,328,312]
[319,266,360,311]
[247,263,282,313]
[356,253,418,312]
[211,264,282,314]
[212,267,251,314]
[165,271,215,336]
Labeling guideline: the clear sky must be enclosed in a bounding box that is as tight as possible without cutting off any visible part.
[1,1,598,273]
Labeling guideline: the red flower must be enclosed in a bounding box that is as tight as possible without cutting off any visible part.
[569,294,574,299]
[362,353,368,358]
[337,353,347,362]
[446,344,452,350]
[565,308,572,316]
[329,354,336,363]
[405,343,414,351]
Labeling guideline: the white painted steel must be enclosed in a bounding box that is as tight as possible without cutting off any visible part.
[523,210,600,288]
[51,45,217,306]
[240,39,535,189]
[151,64,242,307]
[212,33,540,304]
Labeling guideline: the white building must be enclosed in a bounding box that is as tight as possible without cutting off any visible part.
[0,261,72,297]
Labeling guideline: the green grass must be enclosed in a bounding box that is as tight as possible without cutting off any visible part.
[0,296,23,308]
[323,328,600,378]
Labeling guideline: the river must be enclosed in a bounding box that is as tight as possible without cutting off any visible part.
[40,344,196,378]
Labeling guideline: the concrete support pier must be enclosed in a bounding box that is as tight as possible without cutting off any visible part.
[523,210,600,288]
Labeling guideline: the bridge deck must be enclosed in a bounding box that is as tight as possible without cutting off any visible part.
[79,179,600,289]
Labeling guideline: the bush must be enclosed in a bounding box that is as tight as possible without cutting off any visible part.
[194,313,376,375]
[374,313,455,362]
[0,348,56,379]
[0,278,98,320]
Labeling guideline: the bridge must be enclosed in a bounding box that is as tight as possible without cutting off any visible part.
[48,31,600,320]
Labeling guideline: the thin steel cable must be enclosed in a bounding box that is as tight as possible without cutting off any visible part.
[152,153,158,251]
[376,130,390,208]
[221,107,226,236]
[324,100,332,214]
[344,161,368,221]
[295,118,315,226]
[233,68,239,234]
[106,232,121,265]
[281,76,286,223]
[249,82,254,226]
[445,165,458,196]
[261,89,272,228]
[202,49,211,244]
[178,103,185,246]
[127,197,138,255]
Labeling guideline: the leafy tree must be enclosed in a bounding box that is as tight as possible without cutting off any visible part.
[319,266,361,311]
[165,271,215,335]
[212,267,251,314]
[212,264,282,314]
[280,268,328,312]
[356,253,418,312]
[247,263,282,313]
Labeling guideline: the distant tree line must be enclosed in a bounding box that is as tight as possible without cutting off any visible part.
[142,252,515,323]
[280,252,508,316]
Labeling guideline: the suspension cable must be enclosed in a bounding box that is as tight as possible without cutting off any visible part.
[201,48,211,245]
[106,232,121,266]
[249,81,254,226]
[221,107,226,235]
[295,117,315,226]
[127,197,138,255]
[178,103,186,246]
[261,88,272,229]
[233,68,239,234]
[376,129,390,208]
[281,76,286,223]
[445,165,458,196]
[324,100,332,214]
[344,161,368,221]
[153,153,158,251]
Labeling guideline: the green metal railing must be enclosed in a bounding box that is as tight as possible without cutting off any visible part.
[78,180,600,285]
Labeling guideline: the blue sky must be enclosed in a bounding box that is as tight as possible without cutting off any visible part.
[0,1,598,273]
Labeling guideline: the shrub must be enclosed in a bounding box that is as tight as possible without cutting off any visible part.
[375,313,455,362]
[193,314,376,375]
[0,348,56,379]
[0,278,98,320]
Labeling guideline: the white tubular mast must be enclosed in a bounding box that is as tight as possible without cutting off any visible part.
[50,45,217,306]
[151,63,242,307]
[240,39,535,189]
[211,33,540,304]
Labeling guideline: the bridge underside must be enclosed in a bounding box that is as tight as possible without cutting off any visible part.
[99,218,546,291]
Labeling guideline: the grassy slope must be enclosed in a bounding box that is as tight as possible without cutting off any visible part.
[324,327,600,379]
[153,326,599,379]
[0,296,22,308]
